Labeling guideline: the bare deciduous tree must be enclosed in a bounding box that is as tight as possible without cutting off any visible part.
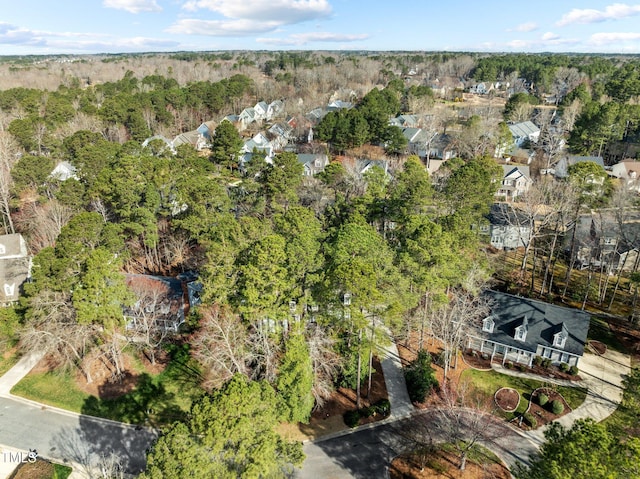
[306,324,341,408]
[190,305,251,389]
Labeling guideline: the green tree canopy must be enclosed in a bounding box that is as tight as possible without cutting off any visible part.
[142,374,304,479]
[514,419,640,479]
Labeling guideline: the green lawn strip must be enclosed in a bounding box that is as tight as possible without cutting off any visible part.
[0,351,20,377]
[11,348,204,427]
[439,442,502,465]
[461,368,587,420]
[53,463,73,479]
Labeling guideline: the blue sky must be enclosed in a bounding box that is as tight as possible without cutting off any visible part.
[2,1,640,55]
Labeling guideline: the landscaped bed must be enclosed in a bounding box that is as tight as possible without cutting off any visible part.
[461,368,587,421]
[519,387,571,430]
[10,459,72,479]
[494,387,519,412]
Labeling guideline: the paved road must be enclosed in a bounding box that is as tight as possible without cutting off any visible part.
[0,397,156,477]
[296,410,538,479]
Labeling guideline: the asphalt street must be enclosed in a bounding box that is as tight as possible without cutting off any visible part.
[296,410,538,479]
[0,397,156,476]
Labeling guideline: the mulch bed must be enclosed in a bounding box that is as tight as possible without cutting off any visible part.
[495,387,520,412]
[589,340,607,355]
[462,350,492,370]
[522,387,571,429]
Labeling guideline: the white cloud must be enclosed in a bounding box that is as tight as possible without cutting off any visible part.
[556,3,640,26]
[589,31,640,45]
[103,0,162,13]
[541,32,560,41]
[510,22,538,32]
[180,0,332,23]
[167,18,281,36]
[257,31,369,46]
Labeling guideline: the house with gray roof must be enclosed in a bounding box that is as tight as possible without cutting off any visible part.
[466,290,590,367]
[508,121,540,147]
[497,164,532,201]
[297,153,329,176]
[0,233,31,305]
[481,203,532,250]
[553,155,605,179]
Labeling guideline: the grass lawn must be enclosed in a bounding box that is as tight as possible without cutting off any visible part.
[11,346,204,427]
[0,349,20,377]
[461,368,588,420]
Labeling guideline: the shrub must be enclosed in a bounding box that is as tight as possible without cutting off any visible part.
[372,399,390,416]
[541,358,552,369]
[559,362,570,373]
[343,410,360,428]
[405,349,438,403]
[569,365,579,376]
[537,393,549,406]
[551,399,564,415]
[518,364,527,372]
[533,356,543,367]
[359,406,375,418]
[523,412,537,428]
[504,361,513,369]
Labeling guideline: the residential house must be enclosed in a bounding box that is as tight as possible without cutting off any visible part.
[254,101,269,121]
[0,233,31,305]
[124,273,201,333]
[196,120,217,142]
[390,114,420,129]
[508,121,540,148]
[481,203,532,250]
[141,135,176,154]
[306,107,327,125]
[172,131,207,151]
[267,99,285,120]
[566,212,640,272]
[326,100,353,112]
[243,132,274,158]
[553,155,605,179]
[49,161,78,181]
[297,153,329,177]
[496,165,532,201]
[466,290,590,367]
[267,122,294,151]
[238,107,259,130]
[425,134,457,174]
[610,159,640,192]
[469,82,490,95]
[402,127,432,157]
[356,159,390,177]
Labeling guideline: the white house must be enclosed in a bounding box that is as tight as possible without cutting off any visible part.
[496,165,532,201]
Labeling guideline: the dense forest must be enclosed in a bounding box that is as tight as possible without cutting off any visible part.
[1,50,640,476]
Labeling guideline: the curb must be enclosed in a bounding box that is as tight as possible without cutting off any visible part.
[0,391,158,435]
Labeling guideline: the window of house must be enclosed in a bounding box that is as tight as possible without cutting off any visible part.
[515,326,526,341]
[553,332,567,348]
[482,317,495,333]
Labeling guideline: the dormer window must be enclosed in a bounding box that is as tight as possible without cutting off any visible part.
[482,316,495,333]
[514,316,528,342]
[553,323,568,349]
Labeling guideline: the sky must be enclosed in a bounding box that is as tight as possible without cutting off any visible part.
[1,1,640,55]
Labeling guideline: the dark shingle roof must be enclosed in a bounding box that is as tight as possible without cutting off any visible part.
[477,290,590,357]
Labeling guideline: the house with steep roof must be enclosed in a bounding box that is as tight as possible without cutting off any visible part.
[243,132,274,158]
[267,99,285,120]
[49,161,78,181]
[496,165,532,201]
[481,203,532,250]
[172,131,207,151]
[610,159,640,192]
[327,100,353,112]
[0,233,31,305]
[297,153,329,177]
[124,273,201,333]
[390,114,420,128]
[466,290,590,367]
[196,120,217,142]
[508,121,540,147]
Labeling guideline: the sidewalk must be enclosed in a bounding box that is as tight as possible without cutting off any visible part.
[379,332,415,418]
[0,351,45,396]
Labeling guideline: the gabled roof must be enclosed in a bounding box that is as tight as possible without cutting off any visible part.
[402,127,425,143]
[49,161,78,181]
[487,203,530,226]
[508,121,540,138]
[566,155,605,168]
[477,290,590,357]
[502,164,531,181]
